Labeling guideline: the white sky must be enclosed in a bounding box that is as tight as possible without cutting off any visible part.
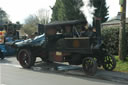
[0,0,128,23]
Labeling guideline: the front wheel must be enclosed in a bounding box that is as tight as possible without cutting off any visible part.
[18,49,36,68]
[102,55,116,71]
[82,57,97,76]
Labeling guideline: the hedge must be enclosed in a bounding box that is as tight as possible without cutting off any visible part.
[101,25,128,55]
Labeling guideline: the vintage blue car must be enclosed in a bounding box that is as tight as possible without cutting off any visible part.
[0,37,16,59]
[0,23,21,59]
[0,44,7,59]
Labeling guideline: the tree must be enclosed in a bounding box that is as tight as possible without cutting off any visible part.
[22,15,38,36]
[51,0,85,21]
[0,8,9,24]
[91,0,109,23]
[36,9,50,24]
[23,9,50,36]
[51,0,65,21]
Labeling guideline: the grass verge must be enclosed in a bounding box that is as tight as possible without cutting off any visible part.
[114,56,128,73]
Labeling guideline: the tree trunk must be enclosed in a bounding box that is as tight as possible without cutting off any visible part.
[119,0,127,60]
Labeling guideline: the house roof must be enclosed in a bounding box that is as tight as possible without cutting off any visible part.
[102,18,128,26]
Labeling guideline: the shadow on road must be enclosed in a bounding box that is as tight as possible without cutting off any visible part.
[1,57,127,85]
[0,58,12,64]
[21,62,128,85]
[0,56,19,65]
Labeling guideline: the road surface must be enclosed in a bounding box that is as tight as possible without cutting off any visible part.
[0,56,128,85]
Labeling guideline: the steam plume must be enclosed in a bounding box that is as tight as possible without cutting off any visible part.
[81,0,96,26]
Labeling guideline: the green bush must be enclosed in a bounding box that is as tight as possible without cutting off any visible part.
[101,25,128,55]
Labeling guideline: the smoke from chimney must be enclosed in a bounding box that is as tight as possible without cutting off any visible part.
[81,0,96,26]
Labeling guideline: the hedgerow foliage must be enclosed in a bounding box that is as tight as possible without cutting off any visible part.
[101,25,128,55]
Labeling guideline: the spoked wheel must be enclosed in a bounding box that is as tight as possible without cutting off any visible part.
[82,57,97,76]
[18,49,36,68]
[102,55,116,71]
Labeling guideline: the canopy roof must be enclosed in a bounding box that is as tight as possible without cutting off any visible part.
[44,20,87,28]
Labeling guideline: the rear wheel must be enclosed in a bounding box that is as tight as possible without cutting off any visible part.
[82,57,97,76]
[102,55,116,71]
[18,49,36,68]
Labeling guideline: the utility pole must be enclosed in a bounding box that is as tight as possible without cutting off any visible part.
[119,0,127,60]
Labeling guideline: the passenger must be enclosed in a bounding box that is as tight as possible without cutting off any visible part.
[80,24,92,37]
[92,28,97,38]
[87,27,93,37]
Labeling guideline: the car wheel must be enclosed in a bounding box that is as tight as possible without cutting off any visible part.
[82,57,97,76]
[18,49,36,68]
[102,55,116,71]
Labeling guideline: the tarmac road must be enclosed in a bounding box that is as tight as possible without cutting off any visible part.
[0,56,128,85]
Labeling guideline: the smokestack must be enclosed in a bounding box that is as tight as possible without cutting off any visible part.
[94,17,101,38]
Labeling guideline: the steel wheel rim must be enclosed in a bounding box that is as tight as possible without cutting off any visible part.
[19,51,30,66]
[83,59,94,72]
[104,56,114,70]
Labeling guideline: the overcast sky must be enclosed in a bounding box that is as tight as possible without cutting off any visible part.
[0,0,127,23]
